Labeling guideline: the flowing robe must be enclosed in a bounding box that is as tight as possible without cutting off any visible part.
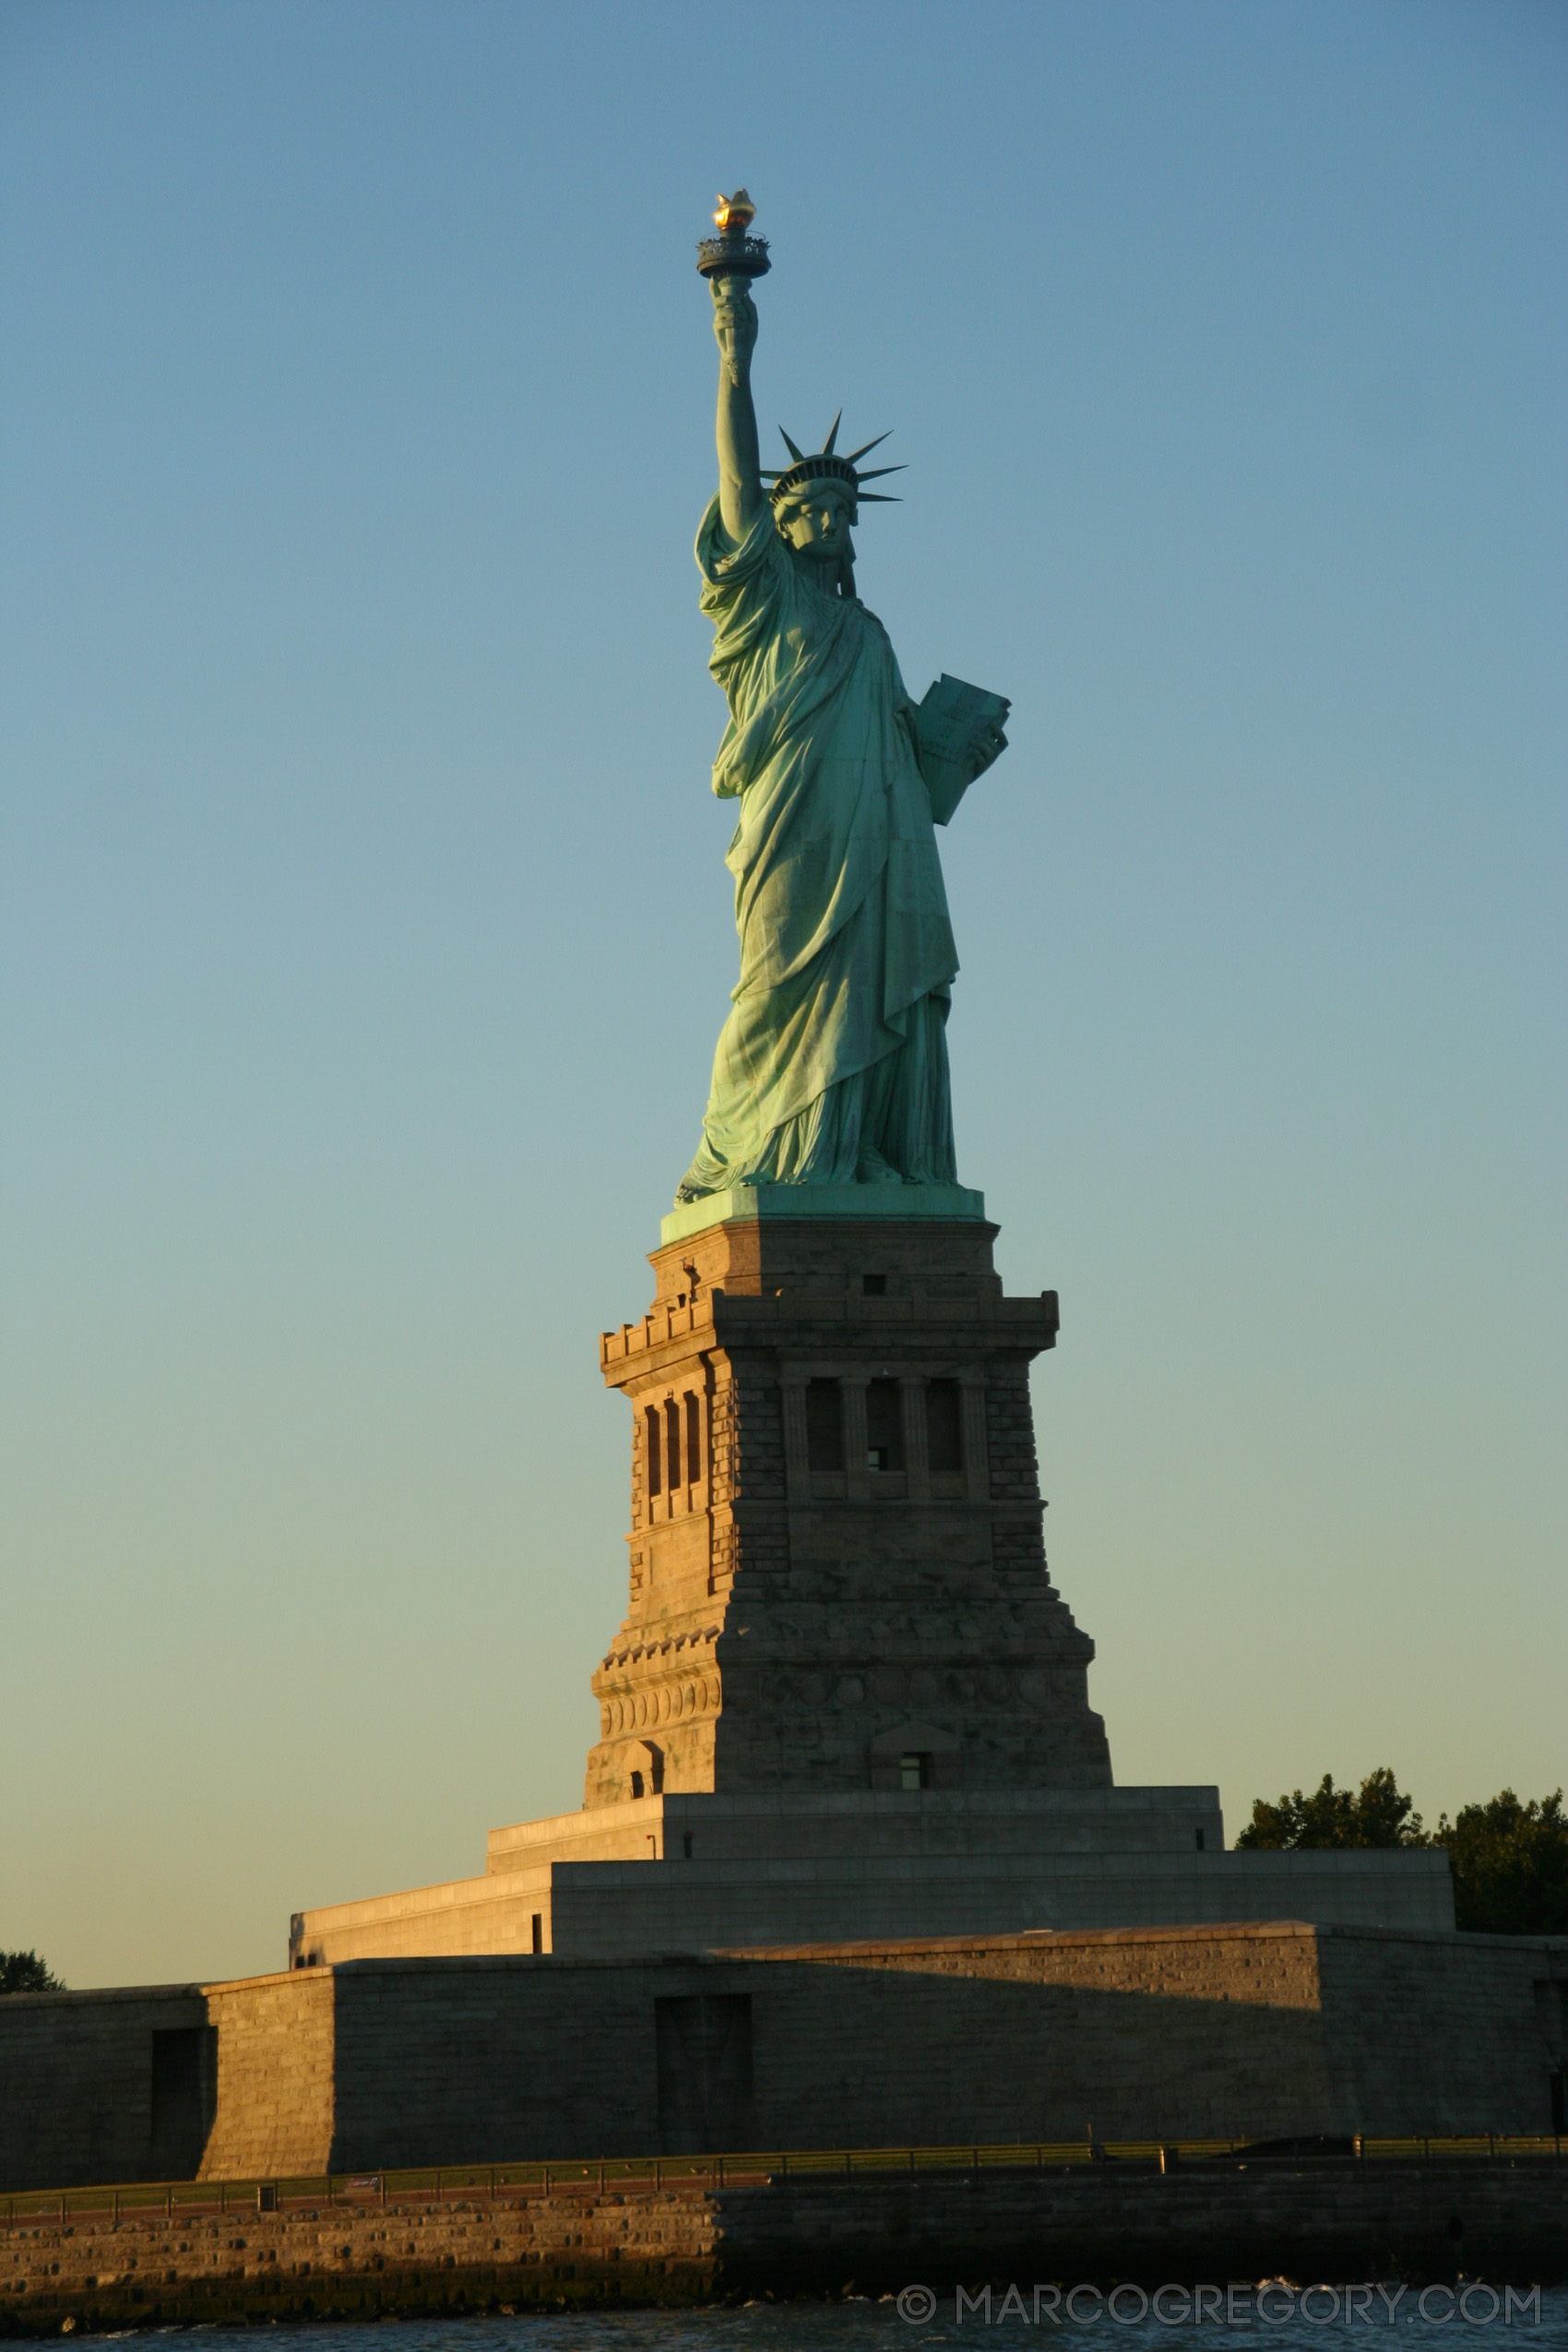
[676,495,961,1201]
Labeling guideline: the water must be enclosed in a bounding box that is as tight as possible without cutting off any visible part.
[94,2285,1568,2349]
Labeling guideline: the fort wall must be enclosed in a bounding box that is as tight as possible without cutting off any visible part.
[3,1925,1562,2195]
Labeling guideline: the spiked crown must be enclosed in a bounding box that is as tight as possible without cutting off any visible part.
[762,411,905,511]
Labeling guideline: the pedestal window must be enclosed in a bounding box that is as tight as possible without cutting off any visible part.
[927,1378,964,1475]
[866,1378,904,1472]
[805,1377,845,1471]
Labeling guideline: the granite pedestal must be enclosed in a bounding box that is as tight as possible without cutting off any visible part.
[291,1194,1452,1965]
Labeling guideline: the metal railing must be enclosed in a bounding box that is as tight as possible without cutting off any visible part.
[5,2132,1562,2227]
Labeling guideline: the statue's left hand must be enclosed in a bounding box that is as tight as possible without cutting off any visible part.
[963,713,1009,782]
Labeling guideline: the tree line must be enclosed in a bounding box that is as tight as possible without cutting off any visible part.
[1236,1770,1567,1934]
[0,1950,65,1994]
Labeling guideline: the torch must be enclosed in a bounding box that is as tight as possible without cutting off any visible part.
[696,190,771,286]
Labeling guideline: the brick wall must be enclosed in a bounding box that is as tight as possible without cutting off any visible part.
[1318,1930,1568,2137]
[329,1964,661,2170]
[200,1973,334,2180]
[6,2162,1565,2334]
[0,1988,204,2194]
[1,2188,717,2332]
[983,1367,1041,1503]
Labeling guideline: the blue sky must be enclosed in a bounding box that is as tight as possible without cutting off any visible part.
[3,0,1563,1988]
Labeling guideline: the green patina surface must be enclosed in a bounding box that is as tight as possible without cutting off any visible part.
[676,205,1010,1211]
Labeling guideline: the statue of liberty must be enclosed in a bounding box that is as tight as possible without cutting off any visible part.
[676,196,1010,1206]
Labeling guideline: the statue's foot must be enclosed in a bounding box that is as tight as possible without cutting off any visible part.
[856,1148,906,1185]
[675,1144,728,1203]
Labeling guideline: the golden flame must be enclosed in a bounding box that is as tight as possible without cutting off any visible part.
[713,189,756,233]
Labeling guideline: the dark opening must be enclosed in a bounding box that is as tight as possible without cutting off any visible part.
[655,1993,755,2153]
[862,1272,886,1296]
[645,1406,662,1498]
[630,1769,645,1800]
[927,1379,964,1474]
[1550,2071,1566,2136]
[805,1378,844,1472]
[684,1392,702,1483]
[643,1742,665,1793]
[530,1912,543,1955]
[900,1751,931,1791]
[683,1832,694,1859]
[664,1397,682,1491]
[866,1379,904,1472]
[150,2025,213,2179]
[1195,1826,1206,1851]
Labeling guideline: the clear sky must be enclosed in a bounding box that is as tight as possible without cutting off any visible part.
[3,0,1563,1990]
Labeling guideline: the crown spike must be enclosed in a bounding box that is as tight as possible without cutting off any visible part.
[778,428,806,462]
[843,431,892,465]
[854,493,901,504]
[821,410,843,457]
[854,465,906,482]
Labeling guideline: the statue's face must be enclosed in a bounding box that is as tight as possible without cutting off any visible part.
[777,480,856,567]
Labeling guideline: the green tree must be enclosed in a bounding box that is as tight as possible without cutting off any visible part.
[0,1950,65,1994]
[1235,1766,1425,1850]
[1433,1788,1568,1935]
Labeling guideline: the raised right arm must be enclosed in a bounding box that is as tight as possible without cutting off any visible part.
[712,279,766,543]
